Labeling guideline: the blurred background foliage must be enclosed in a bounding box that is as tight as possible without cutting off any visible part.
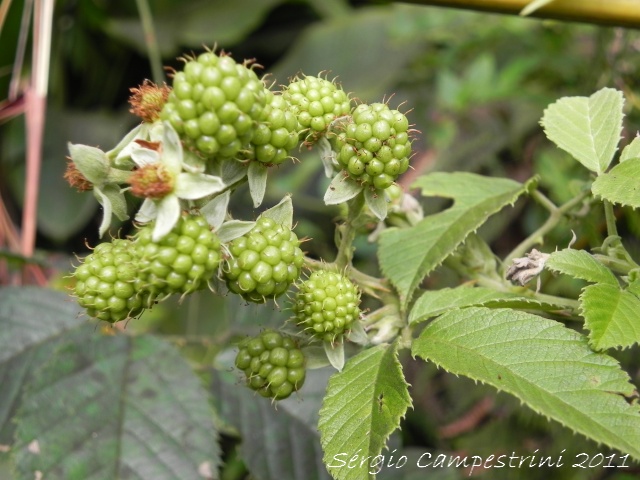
[2,0,640,478]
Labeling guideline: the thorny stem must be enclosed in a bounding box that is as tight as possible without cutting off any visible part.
[502,188,590,270]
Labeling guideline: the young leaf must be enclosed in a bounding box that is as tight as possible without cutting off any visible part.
[378,173,533,308]
[259,194,294,229]
[0,288,85,447]
[324,174,363,205]
[364,187,387,221]
[13,331,221,480]
[620,136,640,162]
[540,88,624,175]
[545,248,618,285]
[409,286,563,324]
[412,307,640,460]
[591,158,640,209]
[319,343,412,480]
[248,161,268,208]
[580,284,640,351]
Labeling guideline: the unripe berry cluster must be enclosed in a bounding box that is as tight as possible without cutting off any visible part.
[235,330,306,400]
[134,214,221,297]
[222,217,305,303]
[72,214,220,322]
[291,270,361,343]
[244,90,299,165]
[332,102,412,190]
[74,239,153,323]
[283,75,352,141]
[160,51,267,161]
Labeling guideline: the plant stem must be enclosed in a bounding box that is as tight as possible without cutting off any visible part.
[603,199,618,237]
[502,188,590,269]
[334,193,364,269]
[135,0,164,84]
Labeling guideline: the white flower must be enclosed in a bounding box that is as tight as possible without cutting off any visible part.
[130,122,225,241]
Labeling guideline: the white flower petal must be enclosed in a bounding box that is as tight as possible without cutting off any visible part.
[152,195,181,242]
[130,145,160,167]
[161,122,184,174]
[135,198,158,223]
[175,172,225,200]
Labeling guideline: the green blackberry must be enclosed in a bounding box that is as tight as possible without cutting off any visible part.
[235,330,306,400]
[222,217,305,303]
[292,270,361,342]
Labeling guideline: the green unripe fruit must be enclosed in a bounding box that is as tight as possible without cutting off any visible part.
[134,213,221,296]
[73,238,153,323]
[292,270,361,343]
[235,330,306,400]
[283,75,352,142]
[331,102,412,190]
[222,216,305,303]
[160,51,268,162]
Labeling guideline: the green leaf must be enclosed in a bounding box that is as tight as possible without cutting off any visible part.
[211,355,333,480]
[412,307,640,460]
[0,288,86,447]
[319,343,412,480]
[324,174,363,205]
[620,136,640,162]
[13,332,221,480]
[378,173,533,308]
[545,248,618,285]
[364,187,387,221]
[540,88,624,175]
[67,143,110,185]
[248,161,268,208]
[580,284,640,350]
[259,194,294,230]
[591,158,640,209]
[409,286,562,325]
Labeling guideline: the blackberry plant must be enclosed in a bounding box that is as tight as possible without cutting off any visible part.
[13,42,636,480]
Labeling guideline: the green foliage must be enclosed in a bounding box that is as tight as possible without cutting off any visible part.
[412,307,640,459]
[318,343,411,480]
[378,173,534,308]
[540,88,624,175]
[4,2,640,479]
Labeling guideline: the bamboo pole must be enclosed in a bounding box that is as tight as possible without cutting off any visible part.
[397,0,640,29]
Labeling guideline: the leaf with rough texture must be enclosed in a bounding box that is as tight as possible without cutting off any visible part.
[319,343,412,480]
[324,174,363,205]
[409,286,562,324]
[540,88,624,175]
[620,136,640,162]
[592,158,640,209]
[413,307,640,461]
[0,288,86,447]
[580,284,640,351]
[378,173,533,308]
[545,248,618,285]
[212,353,333,480]
[13,331,221,480]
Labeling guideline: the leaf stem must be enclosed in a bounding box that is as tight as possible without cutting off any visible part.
[603,200,618,237]
[334,192,364,269]
[502,188,590,269]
